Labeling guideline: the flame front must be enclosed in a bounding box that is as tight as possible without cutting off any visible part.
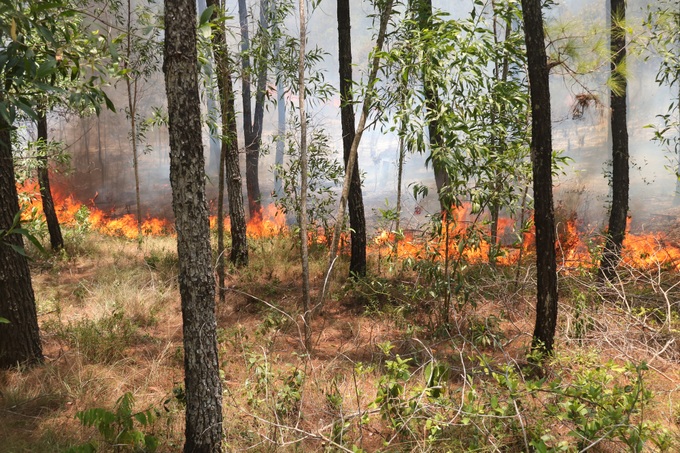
[19,180,172,239]
[17,181,680,272]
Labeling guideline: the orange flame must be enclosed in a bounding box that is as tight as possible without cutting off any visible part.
[18,181,680,272]
[18,180,172,239]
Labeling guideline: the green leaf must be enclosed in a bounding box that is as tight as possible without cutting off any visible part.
[199,5,216,26]
[0,317,10,324]
[198,23,211,39]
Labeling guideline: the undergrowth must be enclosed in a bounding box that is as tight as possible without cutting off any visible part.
[1,225,679,452]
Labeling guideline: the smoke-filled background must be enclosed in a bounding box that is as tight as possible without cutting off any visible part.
[49,0,676,233]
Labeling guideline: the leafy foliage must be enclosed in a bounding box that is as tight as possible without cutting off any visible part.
[0,0,113,124]
[273,125,343,241]
[68,392,160,453]
[380,0,531,216]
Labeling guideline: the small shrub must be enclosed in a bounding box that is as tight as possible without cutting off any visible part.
[67,392,160,453]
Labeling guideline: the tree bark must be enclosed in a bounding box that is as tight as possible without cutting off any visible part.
[319,0,394,309]
[299,0,312,352]
[238,0,269,220]
[207,0,248,268]
[521,0,558,357]
[0,118,44,369]
[414,0,449,212]
[337,0,367,278]
[36,110,64,250]
[600,0,629,281]
[163,0,224,450]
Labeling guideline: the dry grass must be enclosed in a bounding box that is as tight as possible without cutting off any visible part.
[1,228,680,452]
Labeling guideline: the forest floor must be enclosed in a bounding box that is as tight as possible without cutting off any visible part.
[2,226,680,452]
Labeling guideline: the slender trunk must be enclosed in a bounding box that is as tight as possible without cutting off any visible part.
[207,0,248,268]
[97,115,105,184]
[163,0,224,450]
[126,0,143,242]
[600,0,629,281]
[319,0,394,309]
[82,117,90,167]
[298,0,312,352]
[36,110,64,250]
[337,0,367,278]
[395,134,405,257]
[488,2,511,265]
[274,56,285,196]
[238,0,264,219]
[216,118,227,301]
[521,0,559,357]
[0,115,43,369]
[273,7,285,198]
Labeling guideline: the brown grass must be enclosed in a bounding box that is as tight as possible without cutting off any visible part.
[1,229,679,452]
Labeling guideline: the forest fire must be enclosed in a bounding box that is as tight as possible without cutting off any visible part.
[19,180,173,239]
[17,182,680,272]
[373,204,680,272]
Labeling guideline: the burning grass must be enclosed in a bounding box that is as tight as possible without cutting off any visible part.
[3,194,680,451]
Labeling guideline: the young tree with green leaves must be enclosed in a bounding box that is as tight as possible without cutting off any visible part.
[645,1,679,203]
[412,0,449,212]
[163,0,223,449]
[298,0,311,352]
[0,0,111,368]
[112,0,161,242]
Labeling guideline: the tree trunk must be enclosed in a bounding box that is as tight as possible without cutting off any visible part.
[207,0,248,268]
[37,110,64,250]
[299,0,312,352]
[273,19,285,198]
[126,0,143,242]
[489,2,512,265]
[319,0,394,309]
[600,0,629,281]
[97,115,105,185]
[337,0,367,278]
[414,0,449,212]
[521,0,559,357]
[163,0,224,450]
[238,0,267,220]
[0,117,43,369]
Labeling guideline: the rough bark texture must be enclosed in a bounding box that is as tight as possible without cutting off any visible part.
[415,0,449,211]
[337,0,367,278]
[37,111,64,250]
[163,0,224,450]
[208,0,248,268]
[521,0,558,356]
[0,119,44,369]
[600,0,629,281]
[238,0,268,220]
